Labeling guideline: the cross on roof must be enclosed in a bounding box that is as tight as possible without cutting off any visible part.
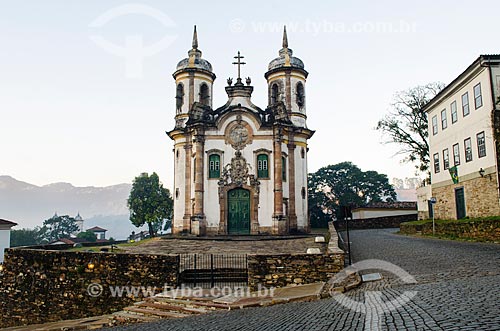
[232,51,246,81]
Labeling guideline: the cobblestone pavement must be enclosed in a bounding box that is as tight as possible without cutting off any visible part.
[103,229,500,331]
[122,236,327,255]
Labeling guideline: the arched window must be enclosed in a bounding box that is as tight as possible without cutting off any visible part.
[301,147,305,159]
[282,156,287,181]
[271,83,279,105]
[301,187,306,199]
[208,154,220,178]
[200,83,209,106]
[176,83,184,113]
[296,82,305,108]
[257,154,269,178]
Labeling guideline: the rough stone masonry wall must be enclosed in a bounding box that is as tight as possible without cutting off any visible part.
[0,249,179,328]
[334,214,417,230]
[433,176,500,220]
[400,219,500,242]
[247,253,344,291]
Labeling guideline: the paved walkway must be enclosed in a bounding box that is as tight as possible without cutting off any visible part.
[102,228,500,330]
[122,236,327,255]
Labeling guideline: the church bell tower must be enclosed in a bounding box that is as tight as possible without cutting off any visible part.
[265,26,308,129]
[172,26,216,129]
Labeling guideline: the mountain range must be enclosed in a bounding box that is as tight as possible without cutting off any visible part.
[0,176,146,240]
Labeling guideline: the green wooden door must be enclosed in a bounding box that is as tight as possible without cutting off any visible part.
[228,188,250,234]
[455,187,466,219]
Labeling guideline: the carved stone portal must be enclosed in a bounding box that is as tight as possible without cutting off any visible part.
[218,151,260,234]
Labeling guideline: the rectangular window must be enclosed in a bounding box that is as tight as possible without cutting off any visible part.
[453,143,460,166]
[443,148,449,170]
[474,83,482,109]
[433,153,440,174]
[462,92,470,116]
[450,101,458,123]
[432,115,438,135]
[282,156,287,181]
[441,109,447,129]
[477,131,486,158]
[208,154,221,178]
[257,154,269,178]
[464,138,473,162]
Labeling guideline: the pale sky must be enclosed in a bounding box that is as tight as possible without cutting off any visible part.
[1,0,499,189]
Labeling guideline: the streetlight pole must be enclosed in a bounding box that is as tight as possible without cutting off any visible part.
[345,216,352,266]
[430,197,437,235]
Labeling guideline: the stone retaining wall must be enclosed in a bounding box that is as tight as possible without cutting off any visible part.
[0,249,179,328]
[400,219,500,241]
[335,214,417,230]
[247,253,344,291]
[1,237,346,327]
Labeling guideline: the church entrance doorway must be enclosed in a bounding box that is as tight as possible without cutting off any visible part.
[227,188,251,235]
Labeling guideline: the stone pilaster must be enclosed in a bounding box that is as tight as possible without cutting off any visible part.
[183,140,192,233]
[188,72,195,110]
[287,139,297,232]
[285,70,291,111]
[272,127,287,234]
[192,131,206,235]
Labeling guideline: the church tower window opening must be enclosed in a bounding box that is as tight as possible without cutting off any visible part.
[257,154,269,178]
[200,83,209,106]
[176,83,184,113]
[208,154,220,178]
[271,83,279,105]
[296,82,305,108]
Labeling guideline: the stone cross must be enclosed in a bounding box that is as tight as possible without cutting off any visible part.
[232,51,246,82]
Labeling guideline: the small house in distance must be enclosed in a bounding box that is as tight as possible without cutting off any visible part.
[336,202,417,230]
[0,219,18,263]
[352,202,418,220]
[87,226,107,240]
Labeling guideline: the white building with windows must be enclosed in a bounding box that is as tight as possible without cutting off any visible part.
[424,55,500,219]
[167,27,314,235]
[0,219,17,263]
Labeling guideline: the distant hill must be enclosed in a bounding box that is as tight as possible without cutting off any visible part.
[0,176,146,239]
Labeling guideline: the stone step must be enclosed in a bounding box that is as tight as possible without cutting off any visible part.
[136,301,208,314]
[123,306,191,318]
[112,311,159,323]
[152,297,233,310]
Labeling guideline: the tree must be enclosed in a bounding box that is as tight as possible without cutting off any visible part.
[308,162,396,227]
[42,215,79,242]
[376,82,445,175]
[127,172,173,237]
[10,227,48,247]
[76,230,97,242]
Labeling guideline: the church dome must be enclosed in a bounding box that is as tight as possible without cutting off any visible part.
[75,212,83,221]
[176,57,213,72]
[268,49,304,71]
[267,27,306,72]
[174,26,214,74]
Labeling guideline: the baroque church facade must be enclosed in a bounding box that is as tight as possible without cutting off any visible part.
[168,27,314,235]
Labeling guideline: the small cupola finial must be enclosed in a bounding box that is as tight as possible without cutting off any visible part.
[282,25,288,49]
[192,25,198,49]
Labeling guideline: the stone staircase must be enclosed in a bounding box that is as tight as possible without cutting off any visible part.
[111,290,248,324]
[111,283,325,326]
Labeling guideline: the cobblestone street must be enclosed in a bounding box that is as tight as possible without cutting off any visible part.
[103,229,500,331]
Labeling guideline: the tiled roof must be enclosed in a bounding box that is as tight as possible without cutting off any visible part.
[0,219,18,227]
[87,226,107,232]
[359,201,417,210]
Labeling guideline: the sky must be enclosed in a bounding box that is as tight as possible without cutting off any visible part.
[1,0,499,189]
